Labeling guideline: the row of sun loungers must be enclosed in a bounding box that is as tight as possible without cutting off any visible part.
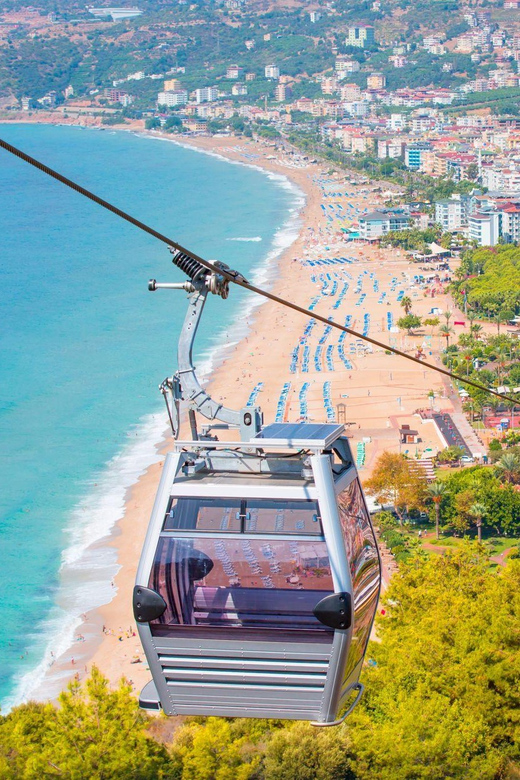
[338,333,353,369]
[246,381,264,407]
[333,281,349,310]
[299,382,310,420]
[275,382,291,423]
[323,381,335,422]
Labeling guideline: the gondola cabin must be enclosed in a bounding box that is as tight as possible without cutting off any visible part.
[134,423,381,725]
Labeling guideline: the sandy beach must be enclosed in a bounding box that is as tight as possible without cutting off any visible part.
[25,128,468,702]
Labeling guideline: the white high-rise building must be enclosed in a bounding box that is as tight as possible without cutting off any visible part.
[195,86,218,103]
[265,65,280,79]
[157,90,188,107]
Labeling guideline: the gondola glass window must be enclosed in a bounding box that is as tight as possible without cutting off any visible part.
[164,498,323,534]
[337,479,380,686]
[151,498,333,637]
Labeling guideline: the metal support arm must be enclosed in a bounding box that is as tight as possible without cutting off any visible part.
[176,282,242,428]
[152,270,262,441]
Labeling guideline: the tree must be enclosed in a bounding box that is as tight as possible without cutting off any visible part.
[400,296,412,315]
[364,452,428,523]
[348,549,520,779]
[171,717,267,780]
[450,246,520,319]
[439,465,520,536]
[495,308,514,334]
[469,501,487,543]
[439,324,454,349]
[263,721,354,780]
[440,232,452,250]
[0,667,173,778]
[145,117,160,130]
[466,162,478,181]
[423,316,440,334]
[444,310,453,325]
[427,480,446,540]
[436,445,466,464]
[397,314,422,334]
[453,487,477,535]
[495,452,520,484]
[164,115,182,132]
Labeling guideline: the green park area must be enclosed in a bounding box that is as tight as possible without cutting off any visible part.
[367,449,520,566]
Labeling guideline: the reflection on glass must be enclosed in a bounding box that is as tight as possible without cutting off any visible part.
[337,479,381,685]
[164,498,242,532]
[163,497,322,534]
[149,537,334,634]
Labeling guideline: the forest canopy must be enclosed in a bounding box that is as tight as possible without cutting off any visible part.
[451,246,520,317]
[2,549,519,780]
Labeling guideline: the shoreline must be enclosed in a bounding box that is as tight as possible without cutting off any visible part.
[5,119,464,705]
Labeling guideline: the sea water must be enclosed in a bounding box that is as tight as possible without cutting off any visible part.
[0,124,303,709]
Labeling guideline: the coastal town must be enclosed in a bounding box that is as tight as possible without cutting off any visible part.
[1,0,520,775]
[4,1,520,245]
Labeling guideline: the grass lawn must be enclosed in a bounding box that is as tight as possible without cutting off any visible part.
[482,536,520,556]
[419,533,520,563]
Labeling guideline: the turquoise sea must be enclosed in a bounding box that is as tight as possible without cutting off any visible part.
[0,125,303,709]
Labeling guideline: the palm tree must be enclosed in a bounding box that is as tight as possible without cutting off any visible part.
[462,351,473,377]
[427,481,446,540]
[439,324,454,350]
[470,323,483,339]
[495,310,510,334]
[495,453,520,484]
[400,296,412,315]
[444,310,453,325]
[494,348,509,384]
[469,502,487,543]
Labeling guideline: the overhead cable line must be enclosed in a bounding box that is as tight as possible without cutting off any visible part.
[1,136,518,406]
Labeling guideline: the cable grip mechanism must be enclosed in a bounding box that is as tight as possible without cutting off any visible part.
[169,247,238,300]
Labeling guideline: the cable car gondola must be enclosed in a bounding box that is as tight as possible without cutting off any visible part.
[133,250,382,725]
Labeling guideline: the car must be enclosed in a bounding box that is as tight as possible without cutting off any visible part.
[460,455,474,464]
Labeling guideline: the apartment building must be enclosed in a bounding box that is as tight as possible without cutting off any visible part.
[359,209,411,240]
[468,211,501,245]
[164,78,181,91]
[377,138,404,158]
[265,65,280,79]
[195,86,218,103]
[321,77,338,94]
[157,90,188,107]
[435,195,472,230]
[405,142,432,170]
[346,26,375,48]
[226,65,244,79]
[340,83,361,101]
[335,57,360,76]
[367,72,386,89]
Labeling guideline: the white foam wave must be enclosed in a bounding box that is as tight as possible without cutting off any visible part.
[226,236,262,242]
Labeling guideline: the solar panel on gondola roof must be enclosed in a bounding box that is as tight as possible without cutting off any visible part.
[253,422,345,448]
